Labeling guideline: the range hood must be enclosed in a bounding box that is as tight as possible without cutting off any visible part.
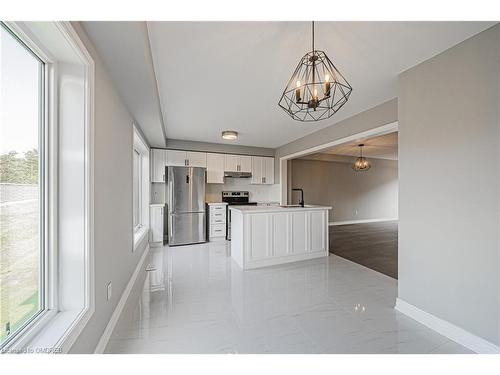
[224,171,252,178]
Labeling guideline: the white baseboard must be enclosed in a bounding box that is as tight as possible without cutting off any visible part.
[94,245,150,353]
[329,217,398,226]
[395,298,500,354]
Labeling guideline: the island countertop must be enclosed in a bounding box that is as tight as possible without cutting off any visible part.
[229,205,331,214]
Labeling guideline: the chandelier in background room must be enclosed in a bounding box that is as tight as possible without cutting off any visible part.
[352,144,371,171]
[278,21,353,122]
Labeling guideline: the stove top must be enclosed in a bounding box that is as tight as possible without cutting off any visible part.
[222,191,257,205]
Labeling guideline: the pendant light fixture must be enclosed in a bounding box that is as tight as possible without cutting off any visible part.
[278,21,353,122]
[352,144,371,171]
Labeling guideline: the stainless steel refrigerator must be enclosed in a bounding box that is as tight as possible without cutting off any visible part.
[167,166,206,246]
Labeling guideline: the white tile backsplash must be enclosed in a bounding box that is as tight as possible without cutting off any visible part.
[151,178,280,205]
[205,178,280,203]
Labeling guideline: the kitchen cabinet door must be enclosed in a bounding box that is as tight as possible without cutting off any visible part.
[150,206,164,243]
[264,157,274,184]
[206,153,225,184]
[151,149,166,182]
[239,155,252,173]
[187,151,207,167]
[225,154,239,172]
[251,156,263,184]
[166,150,187,166]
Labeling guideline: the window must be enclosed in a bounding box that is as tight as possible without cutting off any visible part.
[133,127,149,250]
[133,149,142,231]
[0,23,45,348]
[0,21,95,354]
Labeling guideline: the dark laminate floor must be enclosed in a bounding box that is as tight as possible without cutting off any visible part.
[329,221,398,279]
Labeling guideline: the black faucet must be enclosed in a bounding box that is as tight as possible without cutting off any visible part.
[292,188,304,207]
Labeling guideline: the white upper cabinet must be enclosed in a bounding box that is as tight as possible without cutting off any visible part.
[166,150,187,166]
[264,157,274,185]
[251,156,274,184]
[166,150,206,167]
[187,151,207,167]
[225,154,252,172]
[206,153,225,184]
[239,155,252,172]
[251,156,263,184]
[224,154,239,172]
[151,149,166,182]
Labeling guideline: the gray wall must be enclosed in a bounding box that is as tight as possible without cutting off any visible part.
[291,158,398,222]
[275,98,398,183]
[165,138,275,157]
[398,24,500,345]
[69,23,149,353]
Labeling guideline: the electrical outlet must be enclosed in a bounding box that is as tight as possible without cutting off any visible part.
[107,282,112,301]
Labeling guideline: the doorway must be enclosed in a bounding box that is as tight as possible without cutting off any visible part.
[281,124,399,278]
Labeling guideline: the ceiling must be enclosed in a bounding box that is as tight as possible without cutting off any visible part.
[82,21,495,148]
[320,131,398,160]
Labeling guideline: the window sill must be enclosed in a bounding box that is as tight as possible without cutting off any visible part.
[4,306,93,354]
[134,226,149,251]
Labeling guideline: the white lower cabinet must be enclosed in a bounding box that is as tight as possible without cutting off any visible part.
[150,205,164,245]
[207,203,227,240]
[272,213,289,258]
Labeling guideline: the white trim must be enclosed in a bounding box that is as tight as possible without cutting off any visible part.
[133,226,149,251]
[279,121,398,204]
[395,298,500,354]
[94,245,150,354]
[329,218,398,226]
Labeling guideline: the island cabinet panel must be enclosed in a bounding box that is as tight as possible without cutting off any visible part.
[291,212,308,254]
[309,211,327,252]
[272,213,290,257]
[230,206,330,270]
[248,214,270,261]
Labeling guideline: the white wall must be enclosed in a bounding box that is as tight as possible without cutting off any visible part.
[398,24,500,346]
[291,158,398,222]
[69,23,149,353]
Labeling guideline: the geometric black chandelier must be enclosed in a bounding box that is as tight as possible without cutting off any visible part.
[278,21,353,122]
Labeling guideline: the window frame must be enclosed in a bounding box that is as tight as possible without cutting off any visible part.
[133,148,143,232]
[0,21,95,354]
[0,22,50,351]
[132,125,149,251]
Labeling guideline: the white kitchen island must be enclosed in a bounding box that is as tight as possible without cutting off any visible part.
[229,205,331,269]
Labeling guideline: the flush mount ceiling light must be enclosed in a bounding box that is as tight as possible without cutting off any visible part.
[352,144,371,171]
[222,130,238,140]
[278,21,353,122]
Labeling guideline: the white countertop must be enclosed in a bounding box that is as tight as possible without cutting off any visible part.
[229,205,331,214]
[206,202,228,206]
[150,203,165,207]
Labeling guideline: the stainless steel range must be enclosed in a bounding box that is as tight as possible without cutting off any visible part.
[222,191,257,240]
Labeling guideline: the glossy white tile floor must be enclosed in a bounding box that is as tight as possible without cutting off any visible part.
[105,241,472,354]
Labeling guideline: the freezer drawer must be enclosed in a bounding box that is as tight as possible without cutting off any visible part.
[168,212,206,246]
